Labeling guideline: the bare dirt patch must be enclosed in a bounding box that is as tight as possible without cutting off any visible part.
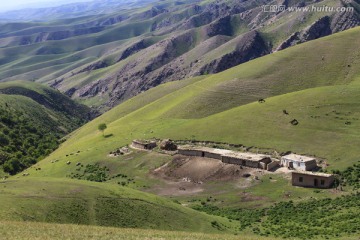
[149,155,266,196]
[153,155,254,182]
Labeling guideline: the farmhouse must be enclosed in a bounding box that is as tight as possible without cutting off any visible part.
[292,171,334,188]
[281,154,317,171]
[177,146,279,170]
[131,139,157,150]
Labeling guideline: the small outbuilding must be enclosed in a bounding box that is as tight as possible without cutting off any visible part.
[292,171,334,188]
[281,153,317,171]
[131,139,157,150]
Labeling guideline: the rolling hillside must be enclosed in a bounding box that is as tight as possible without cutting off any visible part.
[0,177,236,233]
[0,221,271,240]
[0,0,359,111]
[0,81,90,175]
[0,1,359,239]
[28,26,360,180]
[10,29,359,238]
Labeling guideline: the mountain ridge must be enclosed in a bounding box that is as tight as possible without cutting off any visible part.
[0,0,359,112]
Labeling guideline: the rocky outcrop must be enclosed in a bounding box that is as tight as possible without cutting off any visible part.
[179,0,246,31]
[205,15,233,37]
[77,80,106,98]
[77,60,109,74]
[277,8,360,51]
[140,7,168,19]
[154,4,203,30]
[276,16,332,51]
[199,31,269,74]
[331,9,360,33]
[118,40,147,61]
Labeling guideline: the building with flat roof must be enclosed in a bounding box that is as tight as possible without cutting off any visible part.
[221,151,272,169]
[292,171,334,188]
[177,146,278,170]
[281,153,317,171]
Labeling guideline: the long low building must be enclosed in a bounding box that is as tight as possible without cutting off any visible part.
[178,146,232,160]
[292,171,334,188]
[178,146,279,170]
[221,152,272,169]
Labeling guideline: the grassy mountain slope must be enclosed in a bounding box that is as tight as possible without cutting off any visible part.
[0,0,359,111]
[0,9,359,240]
[0,81,90,175]
[25,27,360,182]
[0,221,273,240]
[0,177,234,233]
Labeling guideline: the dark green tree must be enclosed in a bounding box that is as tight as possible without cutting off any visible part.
[98,123,107,137]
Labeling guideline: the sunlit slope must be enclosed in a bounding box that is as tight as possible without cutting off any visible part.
[0,178,233,233]
[0,80,90,132]
[0,221,274,240]
[26,27,360,179]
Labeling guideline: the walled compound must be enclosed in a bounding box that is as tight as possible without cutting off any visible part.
[177,145,334,188]
[178,145,280,171]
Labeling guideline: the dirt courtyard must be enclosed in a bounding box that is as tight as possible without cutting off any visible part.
[149,155,268,196]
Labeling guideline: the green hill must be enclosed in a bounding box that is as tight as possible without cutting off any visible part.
[0,81,90,175]
[1,13,360,240]
[12,29,359,238]
[28,27,360,181]
[0,0,358,111]
[0,177,235,233]
[0,221,271,240]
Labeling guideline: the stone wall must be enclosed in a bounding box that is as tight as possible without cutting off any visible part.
[204,152,222,160]
[246,160,260,168]
[221,156,246,165]
[178,149,203,157]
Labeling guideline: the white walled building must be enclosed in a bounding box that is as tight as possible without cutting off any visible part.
[281,153,317,171]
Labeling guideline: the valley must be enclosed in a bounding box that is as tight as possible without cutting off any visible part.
[0,0,359,239]
[0,0,359,112]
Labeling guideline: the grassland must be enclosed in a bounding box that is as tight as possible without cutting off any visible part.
[0,0,353,111]
[0,177,235,233]
[0,221,275,240]
[1,17,360,239]
[4,29,356,239]
[28,28,360,182]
